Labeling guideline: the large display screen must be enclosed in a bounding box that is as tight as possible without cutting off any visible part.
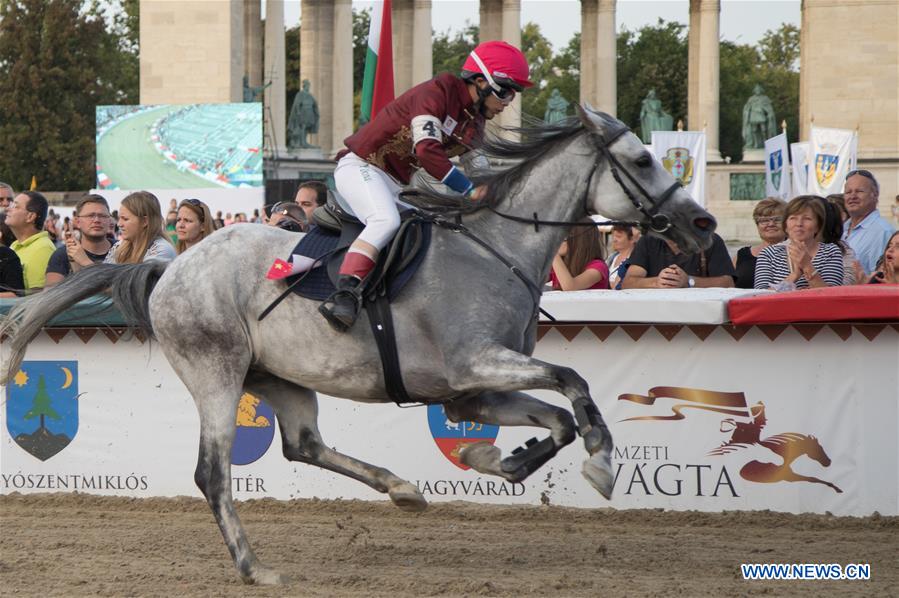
[96,103,263,190]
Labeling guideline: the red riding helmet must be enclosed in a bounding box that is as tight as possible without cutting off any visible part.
[461,41,534,92]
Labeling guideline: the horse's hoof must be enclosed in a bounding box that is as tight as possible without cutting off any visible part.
[459,442,502,473]
[389,482,428,512]
[244,566,289,586]
[582,451,614,500]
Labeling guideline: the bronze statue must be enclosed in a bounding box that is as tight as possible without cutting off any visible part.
[543,88,569,124]
[639,89,673,144]
[742,84,777,150]
[287,79,320,149]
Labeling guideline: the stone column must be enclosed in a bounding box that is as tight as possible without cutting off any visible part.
[393,0,432,94]
[300,0,331,152]
[500,0,522,131]
[264,0,286,155]
[479,0,521,133]
[139,0,244,104]
[479,0,502,42]
[393,0,414,94]
[411,1,433,86]
[244,0,263,90]
[332,0,354,153]
[687,0,721,161]
[595,0,616,116]
[580,0,598,107]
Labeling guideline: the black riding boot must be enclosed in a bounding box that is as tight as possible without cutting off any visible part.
[319,275,362,332]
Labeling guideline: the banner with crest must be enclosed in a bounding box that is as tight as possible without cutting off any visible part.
[790,142,810,196]
[764,133,791,200]
[809,127,857,196]
[651,131,706,207]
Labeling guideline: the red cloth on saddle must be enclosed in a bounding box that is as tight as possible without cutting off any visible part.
[728,285,899,324]
[338,73,484,184]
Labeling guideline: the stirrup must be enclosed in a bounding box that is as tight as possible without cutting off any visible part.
[319,288,361,332]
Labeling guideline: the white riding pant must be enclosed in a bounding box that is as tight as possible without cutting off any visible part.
[334,152,403,252]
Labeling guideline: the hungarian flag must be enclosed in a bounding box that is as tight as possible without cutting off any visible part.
[359,0,394,126]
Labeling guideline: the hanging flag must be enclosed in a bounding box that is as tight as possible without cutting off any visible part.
[359,0,394,126]
[809,126,857,196]
[790,142,809,195]
[651,131,707,207]
[764,132,791,200]
[29,176,37,191]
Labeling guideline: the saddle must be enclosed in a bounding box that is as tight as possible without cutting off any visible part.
[271,190,432,404]
[290,190,431,302]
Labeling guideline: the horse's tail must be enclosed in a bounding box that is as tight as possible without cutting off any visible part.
[0,261,168,385]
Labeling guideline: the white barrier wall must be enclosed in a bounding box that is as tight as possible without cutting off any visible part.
[2,297,897,516]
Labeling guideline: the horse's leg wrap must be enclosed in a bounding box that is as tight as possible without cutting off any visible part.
[572,397,611,456]
[500,436,558,482]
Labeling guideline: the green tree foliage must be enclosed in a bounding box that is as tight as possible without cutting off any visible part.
[88,0,139,104]
[23,376,60,431]
[0,0,138,191]
[285,23,300,114]
[432,23,478,77]
[617,20,689,142]
[520,23,558,121]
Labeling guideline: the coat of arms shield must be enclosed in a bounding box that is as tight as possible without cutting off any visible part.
[768,149,783,190]
[662,147,694,185]
[815,154,839,188]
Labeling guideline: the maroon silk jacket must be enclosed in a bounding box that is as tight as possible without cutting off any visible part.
[339,73,484,184]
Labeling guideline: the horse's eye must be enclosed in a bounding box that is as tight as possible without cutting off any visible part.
[636,155,652,168]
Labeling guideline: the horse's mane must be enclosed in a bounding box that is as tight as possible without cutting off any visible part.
[402,116,586,214]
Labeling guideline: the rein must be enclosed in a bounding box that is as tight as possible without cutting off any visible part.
[484,125,681,234]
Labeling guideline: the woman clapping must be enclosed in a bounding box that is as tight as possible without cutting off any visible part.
[754,195,843,291]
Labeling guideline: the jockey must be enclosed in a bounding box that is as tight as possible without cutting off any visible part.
[320,40,533,332]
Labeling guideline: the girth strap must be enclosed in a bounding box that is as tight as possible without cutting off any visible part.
[365,290,413,404]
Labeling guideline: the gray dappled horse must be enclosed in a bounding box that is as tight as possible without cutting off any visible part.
[1,107,715,585]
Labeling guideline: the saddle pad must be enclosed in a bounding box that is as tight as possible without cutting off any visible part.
[286,222,432,302]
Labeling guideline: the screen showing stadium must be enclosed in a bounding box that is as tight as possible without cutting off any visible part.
[96,103,263,190]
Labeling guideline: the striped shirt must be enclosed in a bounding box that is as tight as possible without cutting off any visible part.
[754,242,844,290]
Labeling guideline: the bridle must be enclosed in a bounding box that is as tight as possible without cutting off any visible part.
[487,124,681,234]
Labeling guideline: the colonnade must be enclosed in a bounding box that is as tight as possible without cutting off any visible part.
[140,0,727,160]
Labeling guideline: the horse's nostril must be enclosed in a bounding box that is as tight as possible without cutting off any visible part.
[694,217,712,230]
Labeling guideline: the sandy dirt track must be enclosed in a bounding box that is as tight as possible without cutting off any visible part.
[1,493,896,597]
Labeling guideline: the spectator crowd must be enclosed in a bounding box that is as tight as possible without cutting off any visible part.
[0,180,329,297]
[0,172,896,300]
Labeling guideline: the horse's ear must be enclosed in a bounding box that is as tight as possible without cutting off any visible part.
[577,102,603,132]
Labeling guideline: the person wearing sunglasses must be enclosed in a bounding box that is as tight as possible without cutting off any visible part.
[842,169,894,275]
[319,40,533,332]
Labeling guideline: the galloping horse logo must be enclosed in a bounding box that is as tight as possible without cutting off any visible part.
[618,387,841,493]
[707,402,842,493]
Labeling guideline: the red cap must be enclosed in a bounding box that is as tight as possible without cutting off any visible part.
[461,41,533,91]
